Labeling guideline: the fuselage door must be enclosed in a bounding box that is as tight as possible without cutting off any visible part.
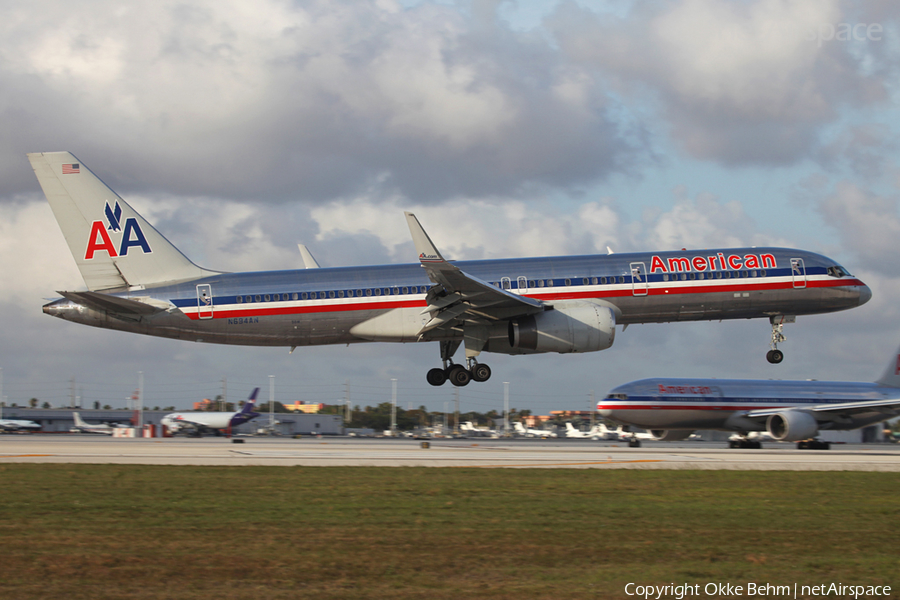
[791,258,807,289]
[516,276,528,295]
[630,262,649,296]
[197,284,214,319]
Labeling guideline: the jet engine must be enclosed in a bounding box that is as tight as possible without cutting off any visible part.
[766,411,818,442]
[650,430,694,441]
[507,301,616,354]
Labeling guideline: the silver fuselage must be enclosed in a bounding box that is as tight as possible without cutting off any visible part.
[43,247,869,353]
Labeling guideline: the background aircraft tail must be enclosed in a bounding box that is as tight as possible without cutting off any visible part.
[72,412,88,428]
[240,388,260,413]
[27,151,216,291]
[876,344,900,388]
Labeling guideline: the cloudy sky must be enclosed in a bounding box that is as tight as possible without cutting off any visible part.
[1,0,898,414]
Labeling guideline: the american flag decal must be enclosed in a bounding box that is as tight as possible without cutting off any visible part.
[62,163,80,174]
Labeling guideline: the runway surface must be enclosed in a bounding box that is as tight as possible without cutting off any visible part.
[2,435,900,469]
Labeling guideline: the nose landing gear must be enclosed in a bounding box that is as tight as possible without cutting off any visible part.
[766,316,792,364]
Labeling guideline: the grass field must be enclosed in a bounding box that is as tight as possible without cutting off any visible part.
[0,465,897,599]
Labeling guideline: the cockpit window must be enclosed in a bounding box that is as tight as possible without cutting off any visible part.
[605,393,628,400]
[827,265,851,278]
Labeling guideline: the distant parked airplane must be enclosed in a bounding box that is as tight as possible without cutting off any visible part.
[71,412,129,435]
[161,389,260,437]
[0,419,41,432]
[599,341,900,449]
[513,422,557,438]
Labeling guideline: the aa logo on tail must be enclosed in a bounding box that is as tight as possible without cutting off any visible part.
[84,201,152,259]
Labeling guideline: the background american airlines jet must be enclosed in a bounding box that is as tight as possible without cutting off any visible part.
[29,152,871,387]
[598,342,900,449]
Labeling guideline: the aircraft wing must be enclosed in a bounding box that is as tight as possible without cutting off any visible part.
[405,212,543,334]
[59,291,170,316]
[167,417,209,430]
[745,396,900,421]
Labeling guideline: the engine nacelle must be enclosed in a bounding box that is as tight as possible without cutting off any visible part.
[766,411,819,442]
[508,301,616,354]
[650,429,694,441]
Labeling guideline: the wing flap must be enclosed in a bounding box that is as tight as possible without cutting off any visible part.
[404,212,544,320]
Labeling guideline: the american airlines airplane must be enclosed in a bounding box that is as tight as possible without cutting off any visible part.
[598,343,900,449]
[29,151,871,387]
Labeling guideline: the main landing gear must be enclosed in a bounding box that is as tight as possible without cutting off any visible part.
[766,316,791,364]
[797,439,830,450]
[728,437,762,449]
[427,360,492,387]
[426,340,492,387]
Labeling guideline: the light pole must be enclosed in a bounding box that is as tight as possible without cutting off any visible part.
[391,378,397,436]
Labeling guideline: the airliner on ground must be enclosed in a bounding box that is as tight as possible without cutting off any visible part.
[0,419,41,432]
[598,342,900,449]
[29,152,871,386]
[71,412,129,435]
[161,389,259,436]
[514,422,557,438]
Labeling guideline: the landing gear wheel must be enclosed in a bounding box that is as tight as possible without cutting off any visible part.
[447,365,471,387]
[471,363,492,383]
[766,349,784,364]
[426,368,448,387]
[798,440,829,450]
[628,439,641,448]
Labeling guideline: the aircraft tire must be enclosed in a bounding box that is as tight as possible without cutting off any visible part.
[426,368,448,387]
[448,365,471,387]
[628,439,641,448]
[767,349,784,364]
[471,363,491,382]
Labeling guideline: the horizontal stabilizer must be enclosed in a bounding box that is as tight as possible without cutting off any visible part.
[59,291,168,316]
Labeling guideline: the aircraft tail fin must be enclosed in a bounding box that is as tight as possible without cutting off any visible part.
[72,412,87,427]
[27,152,216,291]
[876,346,900,388]
[241,388,260,413]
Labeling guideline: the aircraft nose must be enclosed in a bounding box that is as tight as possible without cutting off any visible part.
[858,284,872,306]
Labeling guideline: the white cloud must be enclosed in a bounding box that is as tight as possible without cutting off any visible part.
[818,181,900,276]
[0,0,637,203]
[547,0,889,164]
